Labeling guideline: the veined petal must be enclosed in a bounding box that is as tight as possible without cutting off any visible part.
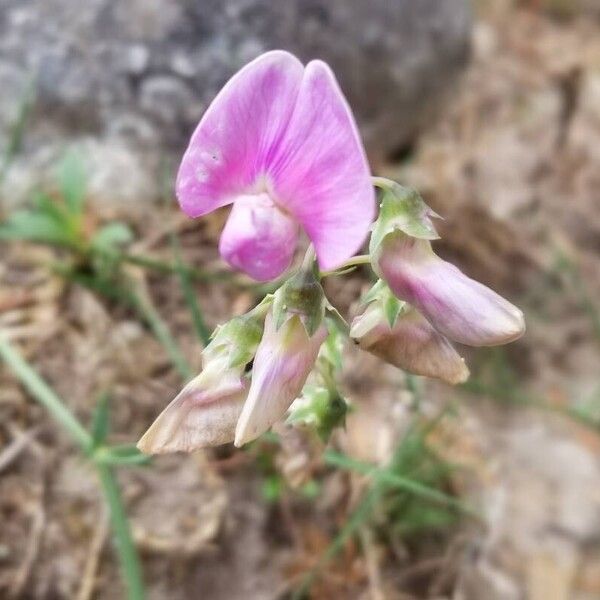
[137,362,247,454]
[377,234,526,347]
[219,193,298,281]
[268,60,375,270]
[350,303,469,385]
[176,51,304,218]
[234,313,327,447]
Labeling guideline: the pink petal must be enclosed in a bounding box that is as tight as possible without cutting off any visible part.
[234,313,327,447]
[378,234,525,347]
[219,193,299,281]
[176,51,304,218]
[269,60,375,270]
[350,303,469,385]
[137,368,248,453]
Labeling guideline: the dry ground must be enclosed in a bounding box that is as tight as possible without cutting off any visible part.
[1,3,600,599]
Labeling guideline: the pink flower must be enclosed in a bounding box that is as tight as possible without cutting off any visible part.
[136,353,248,453]
[375,233,525,347]
[350,301,469,385]
[176,50,375,281]
[234,312,327,447]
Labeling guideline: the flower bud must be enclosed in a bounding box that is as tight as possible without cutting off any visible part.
[373,232,525,347]
[234,312,327,447]
[288,385,349,442]
[137,309,265,453]
[350,286,469,385]
[137,353,248,453]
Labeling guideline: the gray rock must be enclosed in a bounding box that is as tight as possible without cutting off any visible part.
[0,0,471,204]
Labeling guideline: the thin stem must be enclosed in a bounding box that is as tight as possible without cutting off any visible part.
[0,334,91,451]
[172,236,212,347]
[129,291,193,380]
[0,333,146,600]
[118,252,229,282]
[319,254,371,278]
[56,266,192,380]
[371,176,394,190]
[324,451,478,517]
[96,464,145,600]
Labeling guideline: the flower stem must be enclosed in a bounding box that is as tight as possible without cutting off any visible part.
[319,254,371,278]
[96,464,146,600]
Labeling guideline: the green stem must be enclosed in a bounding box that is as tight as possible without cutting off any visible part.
[319,254,371,278]
[0,334,91,451]
[324,451,477,516]
[55,266,192,380]
[172,237,212,347]
[118,252,228,282]
[128,290,193,379]
[96,464,145,600]
[0,334,146,600]
[371,176,394,190]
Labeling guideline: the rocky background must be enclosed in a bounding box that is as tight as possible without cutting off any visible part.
[0,0,470,207]
[2,1,600,599]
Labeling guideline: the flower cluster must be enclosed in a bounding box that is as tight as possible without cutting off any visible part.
[138,51,525,454]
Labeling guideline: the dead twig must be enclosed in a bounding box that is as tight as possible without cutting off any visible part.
[76,508,110,600]
[0,427,41,474]
[10,500,46,598]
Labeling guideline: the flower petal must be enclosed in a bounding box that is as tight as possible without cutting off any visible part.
[234,313,327,447]
[176,51,304,218]
[137,369,247,454]
[377,234,526,346]
[268,60,375,270]
[351,303,469,385]
[219,193,299,281]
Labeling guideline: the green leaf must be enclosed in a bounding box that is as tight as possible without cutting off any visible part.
[0,210,73,247]
[91,222,134,253]
[34,192,70,223]
[261,475,283,502]
[59,151,86,215]
[90,391,111,446]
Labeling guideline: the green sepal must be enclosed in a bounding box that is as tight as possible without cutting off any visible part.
[360,279,407,329]
[320,318,346,372]
[204,301,270,370]
[361,279,387,305]
[287,385,350,443]
[383,294,403,328]
[273,264,325,337]
[370,180,441,259]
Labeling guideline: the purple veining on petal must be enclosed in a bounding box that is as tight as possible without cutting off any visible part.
[234,312,327,446]
[378,234,525,347]
[176,51,374,280]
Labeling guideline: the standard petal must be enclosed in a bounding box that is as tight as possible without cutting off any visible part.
[351,303,469,385]
[176,51,304,218]
[218,193,299,281]
[234,314,327,447]
[377,234,526,347]
[268,60,375,270]
[137,369,247,454]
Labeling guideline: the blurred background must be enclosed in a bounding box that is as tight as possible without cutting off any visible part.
[1,0,600,598]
